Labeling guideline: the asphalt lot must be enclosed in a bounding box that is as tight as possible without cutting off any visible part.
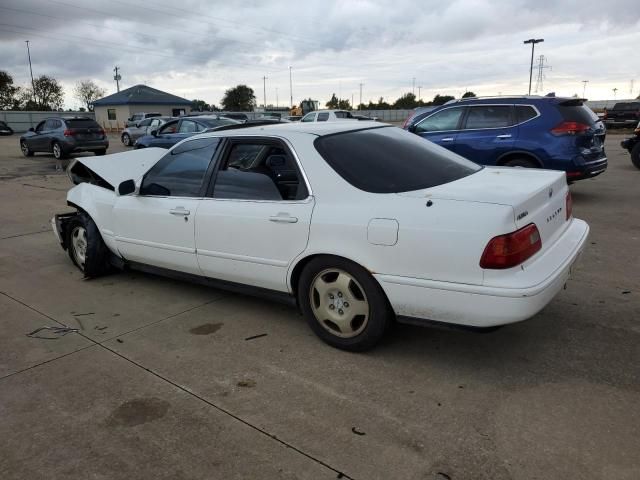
[1,132,639,480]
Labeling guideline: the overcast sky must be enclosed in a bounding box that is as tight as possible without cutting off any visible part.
[0,0,638,109]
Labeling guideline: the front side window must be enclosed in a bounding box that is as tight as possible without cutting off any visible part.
[301,113,316,122]
[35,121,45,133]
[138,118,153,127]
[140,137,220,197]
[159,120,179,134]
[178,120,199,133]
[314,126,481,194]
[464,105,513,129]
[45,119,58,130]
[212,141,308,201]
[107,109,116,120]
[415,108,463,133]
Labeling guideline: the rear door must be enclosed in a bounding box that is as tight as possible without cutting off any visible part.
[195,137,314,291]
[454,105,516,165]
[413,106,465,151]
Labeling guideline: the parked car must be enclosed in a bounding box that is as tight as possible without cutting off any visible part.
[603,102,640,128]
[220,113,249,123]
[125,112,162,127]
[134,115,239,149]
[403,96,607,181]
[300,110,361,122]
[20,117,108,159]
[620,120,640,169]
[121,116,171,146]
[0,120,14,135]
[54,122,587,351]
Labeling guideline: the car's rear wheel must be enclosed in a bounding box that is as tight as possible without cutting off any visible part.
[503,157,538,168]
[298,256,392,351]
[631,144,640,170]
[67,213,110,278]
[20,141,34,157]
[122,133,131,146]
[95,149,106,156]
[52,141,66,160]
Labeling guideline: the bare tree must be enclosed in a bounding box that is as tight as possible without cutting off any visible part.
[74,80,106,111]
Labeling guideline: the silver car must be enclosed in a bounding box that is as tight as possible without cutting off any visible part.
[121,116,171,146]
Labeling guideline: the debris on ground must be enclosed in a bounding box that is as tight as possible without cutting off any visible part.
[237,379,256,388]
[26,325,79,339]
[351,427,365,436]
[245,333,268,341]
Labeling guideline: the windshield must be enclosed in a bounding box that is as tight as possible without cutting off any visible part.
[314,126,481,193]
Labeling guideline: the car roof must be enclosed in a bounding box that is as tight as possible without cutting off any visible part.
[198,120,385,137]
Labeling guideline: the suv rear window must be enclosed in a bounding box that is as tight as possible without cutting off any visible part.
[558,104,599,124]
[314,126,481,194]
[64,118,101,128]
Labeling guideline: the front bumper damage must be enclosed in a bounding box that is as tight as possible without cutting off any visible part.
[51,212,79,250]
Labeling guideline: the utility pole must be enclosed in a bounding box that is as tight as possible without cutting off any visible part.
[25,40,37,106]
[412,77,415,95]
[351,93,354,109]
[523,38,544,95]
[113,66,121,92]
[289,66,293,108]
[582,80,589,98]
[417,86,422,102]
[359,83,363,109]
[613,87,618,100]
[262,76,268,109]
[630,79,635,97]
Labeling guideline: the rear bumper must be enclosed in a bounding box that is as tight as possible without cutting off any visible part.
[62,139,109,153]
[376,219,589,328]
[566,157,607,181]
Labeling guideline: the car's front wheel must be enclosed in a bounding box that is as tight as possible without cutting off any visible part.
[631,143,640,170]
[122,133,131,146]
[298,256,392,351]
[20,141,34,157]
[66,213,110,278]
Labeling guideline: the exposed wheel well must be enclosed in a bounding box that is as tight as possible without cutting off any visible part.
[496,151,543,168]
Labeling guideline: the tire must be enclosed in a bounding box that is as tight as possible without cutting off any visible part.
[94,149,107,156]
[631,143,640,170]
[66,212,110,278]
[298,256,393,351]
[20,141,34,157]
[52,141,66,160]
[503,157,538,168]
[122,133,131,146]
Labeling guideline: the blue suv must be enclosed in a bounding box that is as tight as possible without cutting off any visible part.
[403,96,607,181]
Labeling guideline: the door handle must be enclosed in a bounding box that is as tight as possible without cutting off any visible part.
[496,134,512,139]
[441,137,454,142]
[270,214,298,223]
[169,207,190,216]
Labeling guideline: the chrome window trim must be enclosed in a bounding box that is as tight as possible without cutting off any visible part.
[414,104,541,133]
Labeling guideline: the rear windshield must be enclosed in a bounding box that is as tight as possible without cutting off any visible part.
[314,126,481,193]
[200,118,239,127]
[64,118,101,128]
[558,105,599,124]
[612,102,640,110]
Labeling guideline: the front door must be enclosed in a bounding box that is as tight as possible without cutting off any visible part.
[195,138,314,292]
[413,106,465,152]
[113,137,221,274]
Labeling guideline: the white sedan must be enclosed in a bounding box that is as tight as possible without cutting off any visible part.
[53,122,588,351]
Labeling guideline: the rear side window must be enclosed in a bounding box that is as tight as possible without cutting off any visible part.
[317,112,329,122]
[140,137,219,197]
[558,104,599,124]
[314,127,481,194]
[334,111,353,119]
[515,106,538,123]
[65,118,100,128]
[464,106,513,129]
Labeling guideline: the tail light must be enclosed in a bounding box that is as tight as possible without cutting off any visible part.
[63,129,75,137]
[565,191,573,220]
[98,128,105,136]
[402,111,416,129]
[480,223,542,269]
[550,121,590,136]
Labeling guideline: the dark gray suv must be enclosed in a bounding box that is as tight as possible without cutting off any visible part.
[20,117,109,159]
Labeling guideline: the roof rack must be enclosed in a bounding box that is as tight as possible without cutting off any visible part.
[444,94,548,105]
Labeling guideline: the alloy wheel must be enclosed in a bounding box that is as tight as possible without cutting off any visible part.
[70,226,87,269]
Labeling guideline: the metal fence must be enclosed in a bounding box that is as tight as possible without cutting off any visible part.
[0,111,95,133]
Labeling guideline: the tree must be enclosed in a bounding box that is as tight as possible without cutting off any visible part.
[0,71,21,110]
[431,94,455,106]
[21,75,64,110]
[74,80,105,111]
[221,85,256,111]
[393,92,419,109]
[192,99,212,112]
[326,93,339,109]
[462,91,476,98]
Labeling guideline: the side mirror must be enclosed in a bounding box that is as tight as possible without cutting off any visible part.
[118,179,136,196]
[28,127,35,132]
[150,129,158,137]
[407,125,417,133]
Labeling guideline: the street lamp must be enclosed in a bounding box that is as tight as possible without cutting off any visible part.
[523,38,544,95]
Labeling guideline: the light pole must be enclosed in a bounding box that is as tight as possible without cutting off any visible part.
[613,87,618,100]
[359,83,363,109]
[262,76,267,109]
[25,40,37,106]
[276,87,279,108]
[289,66,293,108]
[418,86,422,102]
[523,38,544,95]
[582,80,589,98]
[412,77,415,95]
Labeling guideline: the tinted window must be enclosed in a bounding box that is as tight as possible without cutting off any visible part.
[35,121,45,132]
[65,118,100,128]
[612,102,640,110]
[138,118,153,127]
[140,137,219,197]
[317,112,329,122]
[516,106,538,123]
[45,119,59,129]
[200,118,238,128]
[464,106,513,129]
[334,111,353,119]
[178,120,199,133]
[415,108,463,132]
[314,126,481,194]
[559,105,599,124]
[301,113,316,122]
[213,142,307,201]
[159,120,179,134]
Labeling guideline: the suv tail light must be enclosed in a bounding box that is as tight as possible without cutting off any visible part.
[550,121,591,136]
[566,191,573,220]
[480,224,542,269]
[402,111,416,129]
[63,129,76,137]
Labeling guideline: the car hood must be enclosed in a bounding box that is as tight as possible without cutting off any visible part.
[71,147,166,188]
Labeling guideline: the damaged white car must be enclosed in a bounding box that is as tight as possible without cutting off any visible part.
[53,122,588,350]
